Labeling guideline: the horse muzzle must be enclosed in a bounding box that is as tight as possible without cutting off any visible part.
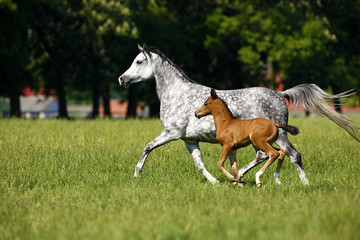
[118,75,131,88]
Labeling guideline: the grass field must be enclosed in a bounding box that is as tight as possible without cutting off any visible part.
[1,117,360,240]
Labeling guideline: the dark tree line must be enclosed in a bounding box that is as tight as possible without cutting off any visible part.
[1,0,359,118]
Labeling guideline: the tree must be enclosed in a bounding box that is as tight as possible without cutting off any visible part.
[28,0,136,118]
[0,0,33,117]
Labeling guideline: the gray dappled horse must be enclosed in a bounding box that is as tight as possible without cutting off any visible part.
[119,44,360,185]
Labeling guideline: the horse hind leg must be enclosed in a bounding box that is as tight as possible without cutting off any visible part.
[273,149,286,185]
[276,132,309,185]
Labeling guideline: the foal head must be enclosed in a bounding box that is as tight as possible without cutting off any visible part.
[195,89,221,119]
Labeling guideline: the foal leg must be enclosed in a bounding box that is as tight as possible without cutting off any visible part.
[253,143,280,187]
[185,141,219,184]
[238,148,269,178]
[228,150,239,179]
[217,145,237,182]
[228,150,244,187]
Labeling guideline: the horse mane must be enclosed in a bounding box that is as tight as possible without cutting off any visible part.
[150,48,199,85]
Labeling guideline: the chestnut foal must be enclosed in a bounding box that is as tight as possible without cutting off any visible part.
[195,89,299,187]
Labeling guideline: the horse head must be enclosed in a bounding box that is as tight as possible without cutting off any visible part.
[118,43,155,87]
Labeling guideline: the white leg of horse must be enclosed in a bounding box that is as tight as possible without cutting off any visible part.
[134,129,180,178]
[238,150,269,178]
[276,133,309,185]
[184,142,219,184]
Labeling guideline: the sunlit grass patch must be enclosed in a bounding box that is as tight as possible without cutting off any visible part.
[1,117,359,239]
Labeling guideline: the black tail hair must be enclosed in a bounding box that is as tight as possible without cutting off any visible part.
[276,123,300,136]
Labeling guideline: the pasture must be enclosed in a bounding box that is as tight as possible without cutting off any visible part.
[1,117,360,240]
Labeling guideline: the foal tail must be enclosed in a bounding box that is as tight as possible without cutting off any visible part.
[280,84,360,142]
[276,123,300,136]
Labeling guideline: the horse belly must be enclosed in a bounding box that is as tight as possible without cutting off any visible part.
[182,116,218,143]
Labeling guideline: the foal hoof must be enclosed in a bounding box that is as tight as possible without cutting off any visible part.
[232,182,244,188]
[239,178,246,183]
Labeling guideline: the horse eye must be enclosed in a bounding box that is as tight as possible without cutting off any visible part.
[205,103,209,106]
[136,60,142,64]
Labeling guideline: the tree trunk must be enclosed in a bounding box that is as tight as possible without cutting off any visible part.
[126,86,137,118]
[92,83,100,118]
[56,81,69,119]
[8,77,21,117]
[9,88,21,117]
[102,87,111,118]
[266,58,274,89]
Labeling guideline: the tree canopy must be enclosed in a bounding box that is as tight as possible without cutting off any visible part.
[1,0,359,117]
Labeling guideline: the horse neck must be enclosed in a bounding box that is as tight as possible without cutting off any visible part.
[211,100,234,129]
[152,55,192,100]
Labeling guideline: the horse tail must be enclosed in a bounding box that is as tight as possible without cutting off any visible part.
[280,83,360,142]
[276,123,300,136]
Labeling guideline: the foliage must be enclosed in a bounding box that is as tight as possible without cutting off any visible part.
[1,117,360,239]
[1,0,360,117]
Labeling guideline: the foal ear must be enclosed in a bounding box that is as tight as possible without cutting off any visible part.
[210,89,218,99]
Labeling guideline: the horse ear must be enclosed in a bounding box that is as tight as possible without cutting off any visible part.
[137,43,143,52]
[211,89,218,99]
[143,43,148,52]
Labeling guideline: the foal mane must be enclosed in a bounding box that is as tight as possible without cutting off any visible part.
[151,48,199,85]
[217,96,235,118]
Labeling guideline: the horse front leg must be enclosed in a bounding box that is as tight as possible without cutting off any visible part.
[134,129,180,178]
[184,142,219,184]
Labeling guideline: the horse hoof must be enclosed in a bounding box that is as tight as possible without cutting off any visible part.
[210,179,220,185]
[274,177,281,185]
[256,182,262,187]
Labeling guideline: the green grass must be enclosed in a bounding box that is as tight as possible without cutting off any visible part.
[1,117,360,240]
